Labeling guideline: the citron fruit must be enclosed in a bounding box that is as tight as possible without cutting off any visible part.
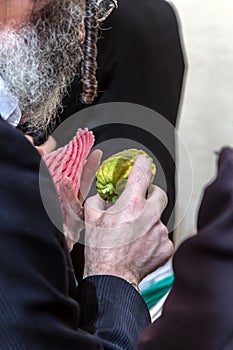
[96,148,156,203]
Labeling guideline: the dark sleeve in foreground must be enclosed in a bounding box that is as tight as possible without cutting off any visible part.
[78,276,151,350]
[0,118,150,350]
[137,147,233,350]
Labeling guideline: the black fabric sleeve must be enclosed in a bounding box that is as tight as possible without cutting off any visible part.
[0,118,150,349]
[137,147,233,350]
[78,275,151,350]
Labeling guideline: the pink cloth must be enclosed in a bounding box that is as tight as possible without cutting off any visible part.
[43,128,95,202]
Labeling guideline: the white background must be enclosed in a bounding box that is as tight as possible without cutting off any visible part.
[169,0,233,245]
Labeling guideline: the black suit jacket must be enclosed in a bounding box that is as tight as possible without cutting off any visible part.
[137,147,233,349]
[59,0,185,235]
[0,117,150,349]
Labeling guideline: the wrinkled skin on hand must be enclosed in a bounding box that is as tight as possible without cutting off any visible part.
[84,155,174,285]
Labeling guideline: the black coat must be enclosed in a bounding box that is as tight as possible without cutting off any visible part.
[0,117,150,349]
[59,0,185,235]
[137,147,233,349]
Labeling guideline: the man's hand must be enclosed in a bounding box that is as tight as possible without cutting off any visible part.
[60,149,102,251]
[84,155,174,286]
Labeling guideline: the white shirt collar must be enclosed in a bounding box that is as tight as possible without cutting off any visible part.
[0,76,21,127]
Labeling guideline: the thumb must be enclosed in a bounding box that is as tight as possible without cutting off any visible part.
[79,149,103,203]
[114,155,152,210]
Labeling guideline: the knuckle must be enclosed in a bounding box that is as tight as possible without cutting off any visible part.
[160,222,169,237]
[84,197,92,208]
[134,174,148,187]
[84,211,93,225]
[129,196,140,208]
[156,221,170,242]
[154,186,168,205]
[153,208,161,221]
[166,239,174,258]
[128,197,146,220]
[169,240,174,254]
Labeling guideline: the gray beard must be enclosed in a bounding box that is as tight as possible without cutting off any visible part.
[0,0,85,131]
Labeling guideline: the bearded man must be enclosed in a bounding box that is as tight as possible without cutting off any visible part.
[0,0,86,131]
[0,1,173,349]
[1,2,233,350]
